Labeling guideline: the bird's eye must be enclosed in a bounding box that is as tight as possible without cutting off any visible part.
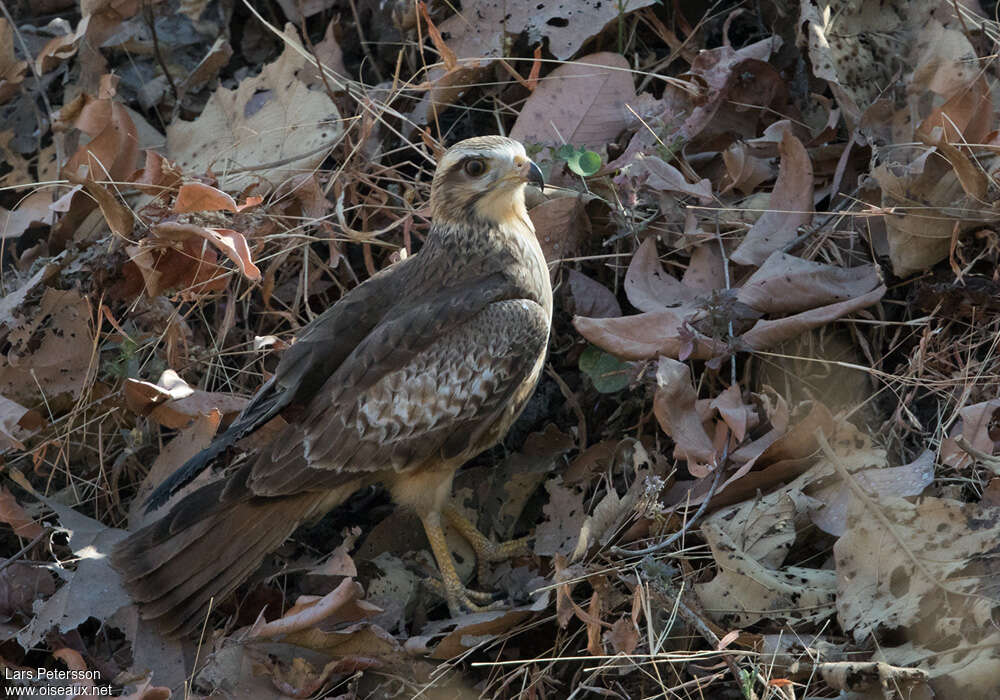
[464,158,487,177]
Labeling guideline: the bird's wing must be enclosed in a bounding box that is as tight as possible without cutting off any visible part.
[244,296,551,497]
[144,258,416,511]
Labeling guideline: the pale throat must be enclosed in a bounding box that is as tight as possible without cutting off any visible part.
[472,183,532,231]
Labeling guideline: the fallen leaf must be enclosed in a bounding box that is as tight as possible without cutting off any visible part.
[511,52,638,151]
[166,25,342,190]
[653,357,716,472]
[730,130,814,266]
[739,285,885,351]
[624,237,700,313]
[438,2,657,63]
[528,194,592,262]
[631,154,714,204]
[737,252,882,315]
[124,369,248,429]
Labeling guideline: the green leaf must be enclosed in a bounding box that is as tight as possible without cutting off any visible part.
[572,149,602,176]
[555,144,577,160]
[579,345,631,393]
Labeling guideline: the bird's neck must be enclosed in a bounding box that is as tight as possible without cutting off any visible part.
[425,212,552,315]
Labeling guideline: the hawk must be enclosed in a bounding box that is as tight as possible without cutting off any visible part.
[111,136,551,636]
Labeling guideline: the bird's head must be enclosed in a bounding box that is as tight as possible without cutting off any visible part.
[429,136,544,229]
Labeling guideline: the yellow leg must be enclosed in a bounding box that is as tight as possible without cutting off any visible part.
[419,510,500,616]
[443,504,532,581]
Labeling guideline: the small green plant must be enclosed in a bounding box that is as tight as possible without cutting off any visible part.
[579,344,630,393]
[555,144,602,177]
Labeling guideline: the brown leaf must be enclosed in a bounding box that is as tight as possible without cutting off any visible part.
[124,369,248,429]
[251,579,364,639]
[710,384,752,442]
[586,591,603,656]
[0,560,54,618]
[173,182,239,213]
[417,1,456,71]
[624,237,699,313]
[574,309,727,361]
[0,288,94,405]
[0,394,43,453]
[604,617,639,656]
[528,195,591,262]
[737,252,882,315]
[731,130,814,266]
[511,52,637,151]
[739,285,885,351]
[566,269,621,318]
[437,1,657,63]
[62,75,141,183]
[0,485,44,539]
[166,27,342,191]
[151,222,262,282]
[0,19,27,105]
[66,172,134,238]
[653,357,716,472]
[721,141,774,194]
[632,154,714,204]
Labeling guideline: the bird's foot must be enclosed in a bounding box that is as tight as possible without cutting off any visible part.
[423,577,503,615]
[442,505,532,581]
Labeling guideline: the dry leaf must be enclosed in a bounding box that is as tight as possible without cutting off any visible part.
[730,130,813,266]
[737,252,882,315]
[511,52,637,151]
[166,25,342,190]
[653,357,716,472]
[438,2,657,63]
[566,269,621,319]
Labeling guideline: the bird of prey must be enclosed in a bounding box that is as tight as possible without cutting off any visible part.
[111,136,551,636]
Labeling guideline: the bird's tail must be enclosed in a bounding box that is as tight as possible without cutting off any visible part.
[111,479,323,637]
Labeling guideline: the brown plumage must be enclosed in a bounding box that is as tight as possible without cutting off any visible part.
[111,136,552,636]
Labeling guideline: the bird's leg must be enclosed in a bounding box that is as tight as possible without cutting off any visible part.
[419,509,501,615]
[443,504,532,582]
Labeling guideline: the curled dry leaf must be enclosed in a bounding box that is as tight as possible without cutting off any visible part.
[730,130,814,266]
[653,358,716,473]
[409,591,550,660]
[737,252,883,315]
[721,141,774,194]
[124,369,248,429]
[61,74,141,183]
[625,237,699,313]
[126,221,262,298]
[630,154,714,204]
[251,578,365,639]
[739,284,885,351]
[574,307,727,361]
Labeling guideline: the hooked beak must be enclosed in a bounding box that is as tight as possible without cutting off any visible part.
[514,156,545,188]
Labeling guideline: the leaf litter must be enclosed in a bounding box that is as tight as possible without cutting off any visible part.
[3,0,1000,698]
